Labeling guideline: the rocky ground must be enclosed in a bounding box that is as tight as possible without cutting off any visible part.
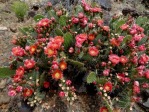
[0,78,102,112]
[0,78,11,112]
[0,0,149,112]
[0,78,148,112]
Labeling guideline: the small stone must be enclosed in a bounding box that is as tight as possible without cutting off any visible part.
[0,92,11,105]
[32,5,39,11]
[142,0,149,8]
[17,102,21,107]
[18,101,32,112]
[103,11,111,25]
[143,98,149,108]
[10,27,17,33]
[97,0,111,10]
[0,79,7,89]
[122,8,139,17]
[20,0,49,6]
[6,78,12,84]
[91,105,95,108]
[28,11,36,18]
[0,27,8,31]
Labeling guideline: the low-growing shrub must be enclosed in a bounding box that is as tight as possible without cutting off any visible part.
[8,0,149,111]
[11,1,29,21]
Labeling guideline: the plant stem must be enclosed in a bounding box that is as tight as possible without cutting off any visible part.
[102,97,113,112]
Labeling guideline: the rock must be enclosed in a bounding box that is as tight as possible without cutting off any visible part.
[143,99,149,108]
[103,10,111,25]
[137,102,149,111]
[97,0,111,10]
[28,11,36,18]
[122,8,140,17]
[77,83,86,93]
[0,92,11,105]
[143,10,149,17]
[32,5,39,11]
[18,101,32,112]
[0,27,8,31]
[142,0,149,8]
[142,90,149,108]
[20,0,49,5]
[6,78,12,84]
[0,79,7,89]
[10,27,17,33]
[1,3,11,13]
[21,0,81,9]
